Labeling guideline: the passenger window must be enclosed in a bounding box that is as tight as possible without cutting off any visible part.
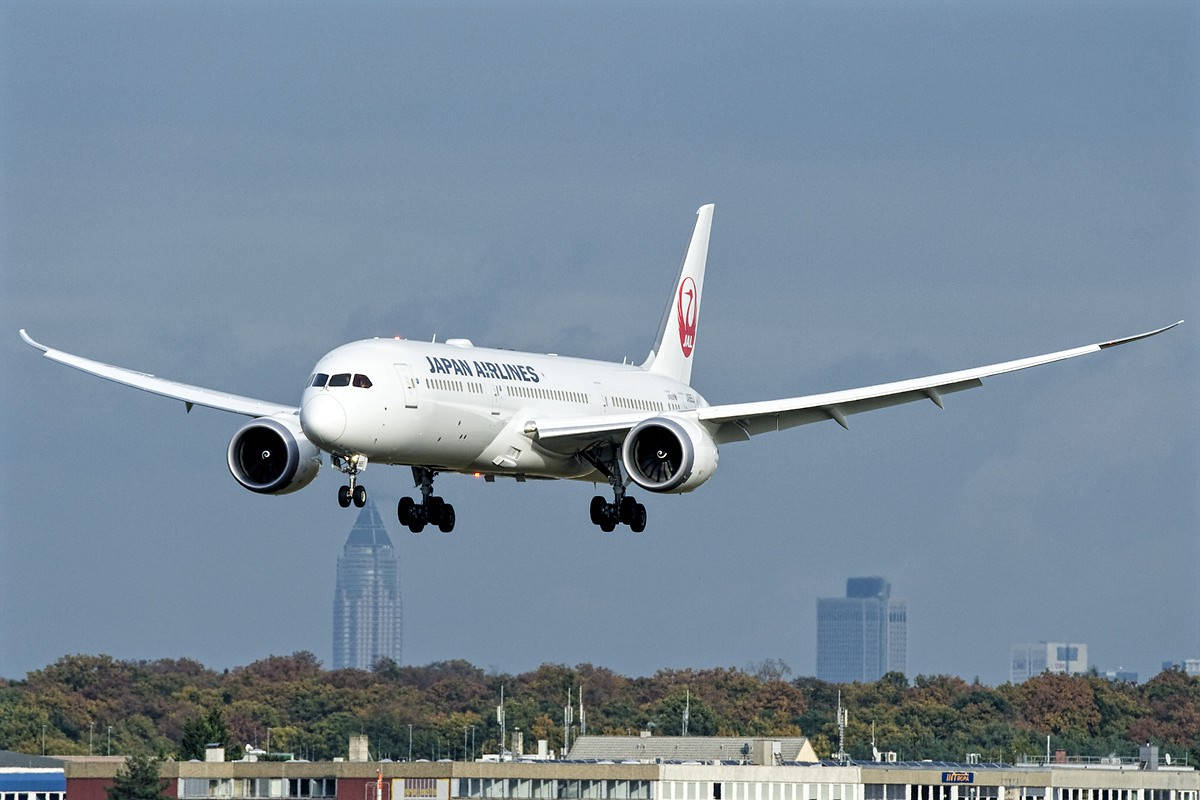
[311,373,329,387]
[329,373,351,387]
[352,374,373,388]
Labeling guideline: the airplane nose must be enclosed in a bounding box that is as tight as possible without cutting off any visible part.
[300,393,346,446]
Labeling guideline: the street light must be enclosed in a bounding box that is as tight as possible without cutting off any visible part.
[408,725,413,762]
[107,725,113,756]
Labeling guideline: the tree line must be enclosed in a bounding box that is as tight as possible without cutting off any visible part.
[1,654,1196,766]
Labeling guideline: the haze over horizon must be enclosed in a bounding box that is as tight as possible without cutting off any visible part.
[2,1,1196,686]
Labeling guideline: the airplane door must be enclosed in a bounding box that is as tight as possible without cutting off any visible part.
[394,363,419,408]
[490,383,503,415]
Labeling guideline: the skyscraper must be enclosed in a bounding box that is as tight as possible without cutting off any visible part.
[816,577,907,683]
[332,500,403,670]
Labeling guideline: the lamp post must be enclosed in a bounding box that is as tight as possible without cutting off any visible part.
[89,722,95,755]
[408,725,413,762]
[107,725,113,756]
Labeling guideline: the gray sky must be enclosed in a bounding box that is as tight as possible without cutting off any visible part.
[2,0,1196,687]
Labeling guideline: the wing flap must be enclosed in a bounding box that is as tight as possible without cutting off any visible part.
[527,412,649,454]
[19,329,296,418]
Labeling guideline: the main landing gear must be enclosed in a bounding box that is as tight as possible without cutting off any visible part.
[398,467,456,534]
[582,446,647,533]
[333,454,368,508]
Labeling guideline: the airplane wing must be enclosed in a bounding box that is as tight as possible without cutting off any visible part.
[531,321,1182,451]
[19,329,297,418]
[697,320,1182,443]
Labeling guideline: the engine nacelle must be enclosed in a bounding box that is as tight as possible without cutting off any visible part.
[621,416,719,493]
[227,415,321,495]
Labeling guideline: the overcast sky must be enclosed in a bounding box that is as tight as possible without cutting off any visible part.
[2,1,1196,688]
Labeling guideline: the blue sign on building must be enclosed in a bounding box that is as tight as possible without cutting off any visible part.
[941,772,975,784]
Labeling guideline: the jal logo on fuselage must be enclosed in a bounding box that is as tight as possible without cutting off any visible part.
[677,276,698,358]
[425,355,540,383]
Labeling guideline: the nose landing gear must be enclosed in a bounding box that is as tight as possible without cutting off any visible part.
[333,454,368,508]
[398,466,456,534]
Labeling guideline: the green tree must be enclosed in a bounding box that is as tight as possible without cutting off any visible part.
[106,754,168,800]
[179,708,231,760]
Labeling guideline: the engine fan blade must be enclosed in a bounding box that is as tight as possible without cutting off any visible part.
[246,447,286,483]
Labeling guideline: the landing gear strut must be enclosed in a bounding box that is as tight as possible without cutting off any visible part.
[398,467,456,534]
[582,445,647,533]
[333,454,368,508]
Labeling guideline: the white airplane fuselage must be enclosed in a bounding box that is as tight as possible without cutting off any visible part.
[299,337,707,480]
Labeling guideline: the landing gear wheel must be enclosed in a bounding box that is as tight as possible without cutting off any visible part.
[352,484,367,507]
[426,496,446,525]
[619,496,638,525]
[598,514,616,533]
[409,518,426,534]
[437,504,456,533]
[589,496,607,525]
[398,496,415,525]
[630,502,647,533]
[337,485,352,508]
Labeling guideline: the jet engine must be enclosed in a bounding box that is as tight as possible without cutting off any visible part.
[227,415,321,494]
[621,416,719,493]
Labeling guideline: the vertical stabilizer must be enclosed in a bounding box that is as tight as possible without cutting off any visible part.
[645,204,714,386]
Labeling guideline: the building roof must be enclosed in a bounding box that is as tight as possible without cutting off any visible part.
[0,750,64,768]
[567,736,816,764]
[345,500,393,549]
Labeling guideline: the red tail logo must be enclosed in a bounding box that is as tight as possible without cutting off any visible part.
[677,277,698,357]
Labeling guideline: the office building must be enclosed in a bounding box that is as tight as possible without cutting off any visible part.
[1160,659,1200,678]
[816,577,907,683]
[332,500,403,670]
[1010,642,1088,683]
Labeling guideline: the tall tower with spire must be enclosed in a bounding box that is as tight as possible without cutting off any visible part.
[332,500,403,670]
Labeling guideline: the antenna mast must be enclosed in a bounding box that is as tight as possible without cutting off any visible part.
[564,688,574,756]
[834,690,849,763]
[497,686,506,761]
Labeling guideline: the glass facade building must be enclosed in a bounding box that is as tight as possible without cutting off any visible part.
[332,500,403,670]
[816,577,907,683]
[1010,642,1087,683]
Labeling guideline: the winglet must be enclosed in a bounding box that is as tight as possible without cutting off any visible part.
[19,329,48,353]
[1098,320,1183,350]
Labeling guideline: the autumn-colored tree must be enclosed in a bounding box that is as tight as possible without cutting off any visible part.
[3,654,1196,766]
[1018,673,1102,736]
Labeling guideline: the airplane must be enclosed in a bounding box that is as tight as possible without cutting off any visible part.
[19,204,1181,534]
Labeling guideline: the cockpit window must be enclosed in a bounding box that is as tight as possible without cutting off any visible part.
[328,373,351,387]
[311,373,329,387]
[352,374,373,388]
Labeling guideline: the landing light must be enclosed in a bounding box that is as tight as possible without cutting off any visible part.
[473,472,482,478]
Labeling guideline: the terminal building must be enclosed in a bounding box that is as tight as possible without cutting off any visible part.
[0,750,67,800]
[37,736,1197,800]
